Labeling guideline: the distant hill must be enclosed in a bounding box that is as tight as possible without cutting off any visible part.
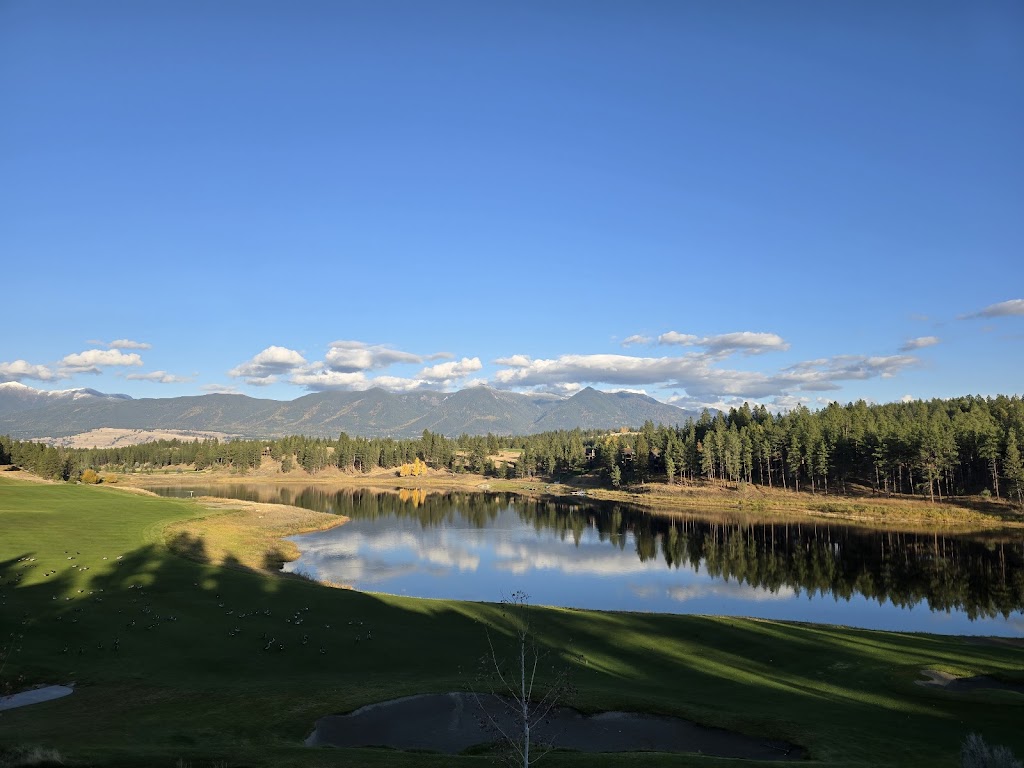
[404,387,549,436]
[533,387,689,432]
[0,382,697,440]
[0,381,131,414]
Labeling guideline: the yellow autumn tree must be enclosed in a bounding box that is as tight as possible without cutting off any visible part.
[398,457,428,477]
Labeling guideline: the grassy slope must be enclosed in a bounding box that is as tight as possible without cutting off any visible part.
[0,477,1021,767]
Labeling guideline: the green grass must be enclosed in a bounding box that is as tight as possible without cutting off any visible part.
[0,476,1022,767]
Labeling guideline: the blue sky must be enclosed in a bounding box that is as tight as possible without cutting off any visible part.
[2,1,1022,412]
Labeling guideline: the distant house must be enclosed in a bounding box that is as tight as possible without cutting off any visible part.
[261,445,273,457]
[621,448,635,462]
[584,447,597,462]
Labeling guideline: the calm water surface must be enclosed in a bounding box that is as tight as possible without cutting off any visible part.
[152,485,1024,636]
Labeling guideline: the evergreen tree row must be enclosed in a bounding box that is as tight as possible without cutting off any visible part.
[2,393,1022,502]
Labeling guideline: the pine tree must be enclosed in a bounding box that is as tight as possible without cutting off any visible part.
[634,434,650,483]
[1004,431,1024,507]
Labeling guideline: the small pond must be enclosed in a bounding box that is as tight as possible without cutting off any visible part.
[305,692,802,758]
[152,485,1024,636]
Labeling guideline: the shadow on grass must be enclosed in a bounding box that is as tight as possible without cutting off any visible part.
[2,483,1023,767]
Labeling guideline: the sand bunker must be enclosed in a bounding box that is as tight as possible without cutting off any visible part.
[917,670,1024,695]
[306,692,802,759]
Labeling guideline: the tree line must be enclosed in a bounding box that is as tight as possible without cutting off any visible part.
[2,393,1022,502]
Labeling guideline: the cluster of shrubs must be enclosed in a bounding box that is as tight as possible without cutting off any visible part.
[963,733,1021,768]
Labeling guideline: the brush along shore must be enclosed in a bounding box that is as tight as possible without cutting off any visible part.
[114,461,1024,532]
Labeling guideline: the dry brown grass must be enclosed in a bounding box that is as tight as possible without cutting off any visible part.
[34,427,237,449]
[162,497,348,573]
[574,480,1024,531]
[0,468,54,484]
[123,465,494,492]
[120,466,1024,532]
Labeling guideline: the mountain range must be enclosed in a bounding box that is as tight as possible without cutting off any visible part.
[0,382,697,440]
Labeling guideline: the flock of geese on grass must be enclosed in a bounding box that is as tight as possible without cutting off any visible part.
[3,551,376,663]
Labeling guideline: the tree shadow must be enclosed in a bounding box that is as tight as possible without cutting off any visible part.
[165,532,210,564]
[3,484,1023,767]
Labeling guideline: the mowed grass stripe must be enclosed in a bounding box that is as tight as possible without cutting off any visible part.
[0,476,1021,767]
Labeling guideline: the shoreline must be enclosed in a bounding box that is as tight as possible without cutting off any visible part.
[2,473,1022,766]
[114,465,1024,533]
[162,495,350,574]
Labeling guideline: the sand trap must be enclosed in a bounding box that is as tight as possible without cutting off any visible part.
[306,692,802,759]
[917,670,1024,695]
[0,684,75,712]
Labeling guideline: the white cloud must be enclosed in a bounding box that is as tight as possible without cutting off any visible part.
[543,382,584,396]
[200,383,241,394]
[510,381,584,397]
[901,394,916,403]
[370,375,428,392]
[665,394,730,412]
[657,331,700,346]
[494,354,692,387]
[621,334,652,347]
[124,370,192,383]
[418,357,482,381]
[289,369,426,392]
[109,339,151,350]
[658,331,789,355]
[290,369,369,390]
[0,360,60,382]
[703,331,790,354]
[61,349,144,369]
[324,340,422,372]
[764,395,815,412]
[493,540,655,577]
[492,350,919,403]
[494,354,532,367]
[960,299,1024,319]
[664,582,797,603]
[493,353,773,397]
[228,346,306,381]
[899,336,940,352]
[781,355,919,387]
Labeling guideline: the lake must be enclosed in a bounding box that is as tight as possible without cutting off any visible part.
[151,485,1024,636]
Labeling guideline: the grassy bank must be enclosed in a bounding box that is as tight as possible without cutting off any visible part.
[567,482,1023,531]
[162,497,348,573]
[1,476,1021,767]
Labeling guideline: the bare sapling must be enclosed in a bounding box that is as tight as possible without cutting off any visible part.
[471,591,576,768]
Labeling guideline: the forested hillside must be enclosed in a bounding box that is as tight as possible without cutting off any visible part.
[3,394,1022,503]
